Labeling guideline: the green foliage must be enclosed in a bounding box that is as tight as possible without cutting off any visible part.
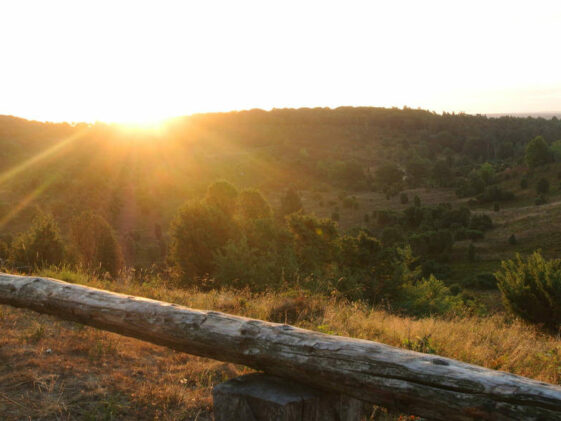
[70,212,123,276]
[520,176,528,189]
[432,160,453,187]
[476,186,514,203]
[398,275,463,317]
[169,201,237,282]
[279,189,303,217]
[535,194,548,206]
[213,237,295,291]
[536,178,550,194]
[9,214,65,270]
[496,252,561,330]
[205,181,238,216]
[381,226,403,247]
[551,140,561,161]
[400,192,409,204]
[463,273,497,290]
[374,164,403,187]
[413,195,421,207]
[508,234,517,245]
[469,214,493,231]
[287,213,338,273]
[478,162,495,184]
[525,136,551,169]
[237,189,271,220]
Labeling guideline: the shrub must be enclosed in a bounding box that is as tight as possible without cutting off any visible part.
[535,195,547,206]
[469,214,493,231]
[331,212,340,221]
[169,201,237,282]
[237,189,271,220]
[508,234,517,245]
[213,237,295,291]
[400,192,409,204]
[9,214,65,270]
[493,202,500,212]
[413,195,421,207]
[398,275,463,317]
[496,252,561,330]
[70,212,123,276]
[520,177,528,189]
[205,181,238,216]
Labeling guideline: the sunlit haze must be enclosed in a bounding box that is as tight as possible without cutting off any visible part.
[1,0,560,123]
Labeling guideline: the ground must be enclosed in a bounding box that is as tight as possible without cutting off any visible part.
[2,273,561,420]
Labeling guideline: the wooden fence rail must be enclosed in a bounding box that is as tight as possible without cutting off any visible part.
[1,273,561,420]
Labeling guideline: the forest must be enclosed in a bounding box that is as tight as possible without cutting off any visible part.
[2,107,561,419]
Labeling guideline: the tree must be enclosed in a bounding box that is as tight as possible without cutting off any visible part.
[169,201,237,282]
[237,189,271,220]
[432,160,452,187]
[9,214,64,270]
[525,136,551,169]
[205,181,238,217]
[374,164,403,186]
[70,212,123,276]
[496,252,561,330]
[279,189,303,217]
[478,162,495,185]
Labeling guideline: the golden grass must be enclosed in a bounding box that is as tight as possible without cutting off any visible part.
[2,268,561,419]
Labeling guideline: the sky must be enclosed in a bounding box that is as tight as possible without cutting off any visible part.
[1,0,560,124]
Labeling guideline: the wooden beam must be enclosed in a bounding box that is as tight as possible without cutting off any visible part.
[1,273,561,420]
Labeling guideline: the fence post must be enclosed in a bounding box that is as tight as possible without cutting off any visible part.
[212,373,362,421]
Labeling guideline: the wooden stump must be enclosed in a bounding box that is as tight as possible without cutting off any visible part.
[212,373,362,421]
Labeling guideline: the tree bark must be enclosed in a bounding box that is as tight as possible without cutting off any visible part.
[1,274,561,420]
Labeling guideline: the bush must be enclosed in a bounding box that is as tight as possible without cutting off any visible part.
[9,214,65,270]
[520,177,528,189]
[493,202,500,212]
[496,252,561,330]
[508,234,517,245]
[237,189,271,220]
[469,214,493,231]
[400,192,409,204]
[535,195,547,206]
[398,275,464,317]
[169,201,237,282]
[70,212,123,276]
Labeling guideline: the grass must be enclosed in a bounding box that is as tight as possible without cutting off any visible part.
[2,268,561,419]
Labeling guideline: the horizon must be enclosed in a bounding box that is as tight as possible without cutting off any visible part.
[3,106,561,126]
[1,1,560,124]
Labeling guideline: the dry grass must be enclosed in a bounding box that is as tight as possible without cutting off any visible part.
[2,269,561,420]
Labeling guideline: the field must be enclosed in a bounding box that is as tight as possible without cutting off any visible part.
[2,269,561,420]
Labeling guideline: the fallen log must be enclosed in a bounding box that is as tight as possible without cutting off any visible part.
[1,273,560,420]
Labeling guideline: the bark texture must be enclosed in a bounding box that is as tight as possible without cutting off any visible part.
[1,274,561,420]
[212,373,362,421]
